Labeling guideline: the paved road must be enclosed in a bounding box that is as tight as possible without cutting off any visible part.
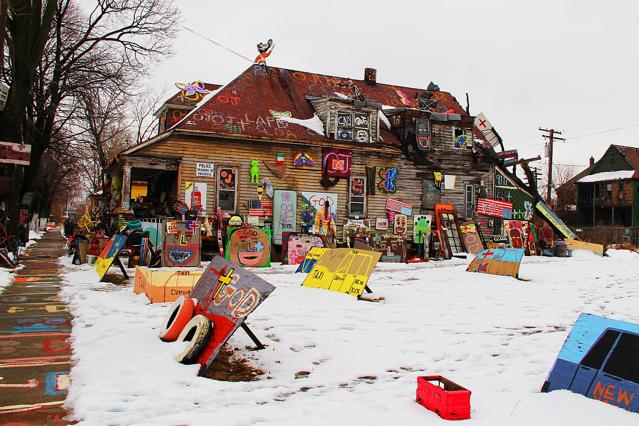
[0,230,71,425]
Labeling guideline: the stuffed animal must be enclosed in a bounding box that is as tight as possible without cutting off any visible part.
[250,159,260,183]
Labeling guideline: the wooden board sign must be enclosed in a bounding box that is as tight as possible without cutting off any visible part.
[302,248,381,297]
[466,248,525,279]
[189,257,275,372]
[94,234,126,279]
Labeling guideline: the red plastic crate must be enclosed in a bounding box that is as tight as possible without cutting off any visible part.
[416,375,471,420]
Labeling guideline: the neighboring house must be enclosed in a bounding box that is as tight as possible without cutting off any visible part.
[576,145,639,226]
[111,65,498,242]
[555,157,594,225]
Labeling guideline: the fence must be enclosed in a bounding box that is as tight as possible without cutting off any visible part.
[574,226,639,247]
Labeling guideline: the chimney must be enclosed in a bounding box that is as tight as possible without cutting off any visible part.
[364,68,377,86]
[589,156,594,167]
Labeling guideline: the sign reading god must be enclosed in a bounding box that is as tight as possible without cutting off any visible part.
[302,248,381,297]
[189,256,275,372]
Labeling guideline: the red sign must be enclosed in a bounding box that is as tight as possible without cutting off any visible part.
[322,148,352,178]
[477,198,513,219]
[189,257,275,372]
[0,141,31,166]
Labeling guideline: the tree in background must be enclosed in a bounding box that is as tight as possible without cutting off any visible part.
[1,0,179,229]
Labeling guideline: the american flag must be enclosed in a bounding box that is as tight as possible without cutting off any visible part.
[477,198,512,219]
[248,199,273,217]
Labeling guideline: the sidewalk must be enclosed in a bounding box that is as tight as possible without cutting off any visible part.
[0,230,71,425]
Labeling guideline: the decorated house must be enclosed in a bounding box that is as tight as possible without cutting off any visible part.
[110,64,505,257]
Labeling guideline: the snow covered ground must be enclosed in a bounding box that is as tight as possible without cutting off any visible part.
[0,267,14,295]
[59,250,639,425]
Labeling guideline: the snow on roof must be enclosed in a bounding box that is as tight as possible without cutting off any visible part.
[276,114,325,136]
[578,170,634,183]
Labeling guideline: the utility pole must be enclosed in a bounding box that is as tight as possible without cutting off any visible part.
[539,127,565,205]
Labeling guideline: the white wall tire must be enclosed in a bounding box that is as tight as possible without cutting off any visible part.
[175,315,212,365]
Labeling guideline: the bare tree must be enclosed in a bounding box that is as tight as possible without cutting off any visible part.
[2,0,179,225]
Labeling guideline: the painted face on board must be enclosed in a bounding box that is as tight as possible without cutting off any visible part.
[228,228,271,267]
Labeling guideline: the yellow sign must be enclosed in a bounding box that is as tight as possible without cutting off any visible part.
[302,248,381,297]
[94,234,126,279]
[566,239,605,256]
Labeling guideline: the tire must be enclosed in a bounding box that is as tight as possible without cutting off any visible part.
[175,315,212,365]
[159,296,196,342]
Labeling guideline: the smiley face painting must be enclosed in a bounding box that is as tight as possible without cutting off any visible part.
[225,227,271,267]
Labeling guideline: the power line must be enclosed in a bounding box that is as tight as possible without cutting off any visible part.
[566,122,639,140]
[181,25,254,63]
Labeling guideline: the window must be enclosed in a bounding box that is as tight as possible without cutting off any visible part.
[348,176,367,218]
[603,332,639,383]
[439,211,464,254]
[336,110,373,143]
[452,126,472,149]
[581,329,619,369]
[217,166,238,212]
[464,184,475,219]
[606,183,612,198]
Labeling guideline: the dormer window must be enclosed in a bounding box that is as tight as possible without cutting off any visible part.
[336,110,373,143]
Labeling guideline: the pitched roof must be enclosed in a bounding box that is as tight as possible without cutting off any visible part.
[612,144,639,177]
[169,65,468,147]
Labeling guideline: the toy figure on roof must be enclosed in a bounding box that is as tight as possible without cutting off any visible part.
[337,79,365,101]
[255,39,274,65]
[175,81,210,102]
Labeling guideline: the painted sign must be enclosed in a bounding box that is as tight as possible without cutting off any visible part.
[196,162,214,177]
[293,151,314,166]
[322,148,352,177]
[371,233,407,262]
[393,214,408,237]
[225,227,271,267]
[459,220,485,255]
[133,267,203,303]
[566,239,605,256]
[301,192,337,234]
[386,198,412,215]
[474,112,502,150]
[536,200,576,239]
[272,190,297,245]
[477,197,513,219]
[504,220,526,249]
[415,119,431,150]
[0,141,31,166]
[189,256,275,372]
[185,181,207,215]
[466,248,525,279]
[376,218,388,231]
[295,247,329,273]
[162,220,201,267]
[94,234,126,279]
[302,248,381,297]
[494,169,534,221]
[286,233,326,265]
[422,180,440,210]
[378,167,398,194]
[414,215,432,244]
[542,313,639,414]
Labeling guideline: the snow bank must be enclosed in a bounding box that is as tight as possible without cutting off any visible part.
[59,253,639,425]
[277,114,325,136]
[0,267,14,295]
[578,170,634,183]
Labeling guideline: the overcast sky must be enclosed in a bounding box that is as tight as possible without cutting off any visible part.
[149,0,639,172]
